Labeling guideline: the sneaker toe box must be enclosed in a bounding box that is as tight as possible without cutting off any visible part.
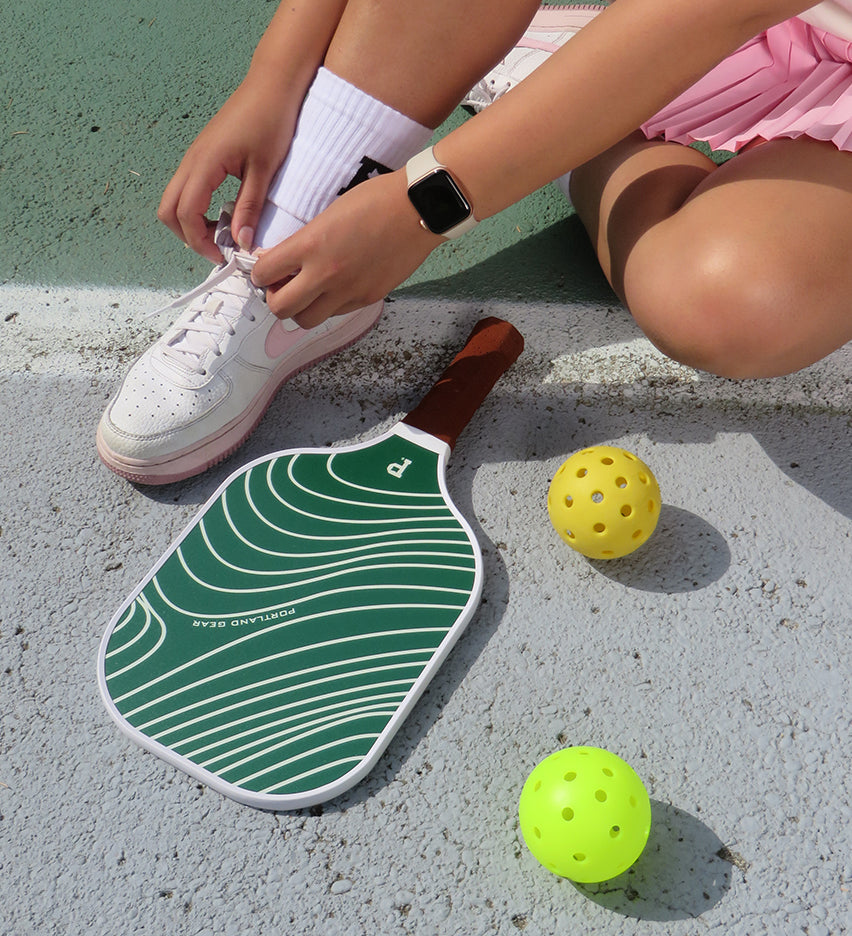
[99,356,231,460]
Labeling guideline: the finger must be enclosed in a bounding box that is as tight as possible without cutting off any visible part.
[262,267,326,321]
[232,161,277,251]
[292,296,364,330]
[251,241,303,290]
[157,169,190,242]
[158,180,221,263]
[175,171,228,263]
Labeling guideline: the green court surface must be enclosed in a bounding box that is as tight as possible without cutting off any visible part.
[1,0,608,304]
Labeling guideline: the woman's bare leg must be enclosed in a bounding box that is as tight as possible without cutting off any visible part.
[571,133,852,377]
[325,0,543,128]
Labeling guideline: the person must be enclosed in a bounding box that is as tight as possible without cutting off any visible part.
[98,0,852,485]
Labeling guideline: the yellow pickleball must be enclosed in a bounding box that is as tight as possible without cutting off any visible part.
[547,446,661,559]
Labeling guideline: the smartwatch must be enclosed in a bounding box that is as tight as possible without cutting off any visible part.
[405,147,478,239]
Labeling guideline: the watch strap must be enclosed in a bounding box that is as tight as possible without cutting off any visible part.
[405,147,478,239]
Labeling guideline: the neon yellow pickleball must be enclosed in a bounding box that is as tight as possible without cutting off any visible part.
[518,747,652,883]
[547,446,661,559]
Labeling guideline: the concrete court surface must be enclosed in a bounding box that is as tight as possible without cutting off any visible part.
[2,2,852,935]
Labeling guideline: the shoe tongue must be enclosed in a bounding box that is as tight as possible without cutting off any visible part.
[164,211,257,365]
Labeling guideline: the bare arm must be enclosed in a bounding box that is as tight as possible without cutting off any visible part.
[158,0,348,261]
[439,0,809,217]
[252,0,816,324]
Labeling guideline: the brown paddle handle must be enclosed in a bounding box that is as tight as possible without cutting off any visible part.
[402,317,524,449]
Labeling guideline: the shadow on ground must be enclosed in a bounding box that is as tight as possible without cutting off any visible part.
[576,800,733,920]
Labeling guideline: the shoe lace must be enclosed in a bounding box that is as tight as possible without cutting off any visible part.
[153,230,266,375]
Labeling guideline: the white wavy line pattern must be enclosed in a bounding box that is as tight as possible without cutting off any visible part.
[103,436,477,800]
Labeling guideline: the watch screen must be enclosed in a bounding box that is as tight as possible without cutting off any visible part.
[408,169,472,235]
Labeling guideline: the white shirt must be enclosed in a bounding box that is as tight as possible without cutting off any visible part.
[798,0,852,39]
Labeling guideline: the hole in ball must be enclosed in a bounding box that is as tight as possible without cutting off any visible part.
[576,468,588,478]
[593,523,606,533]
[562,807,574,822]
[595,789,607,802]
[610,826,621,838]
[632,529,643,539]
[601,457,614,465]
[564,771,577,782]
[648,499,656,513]
[564,495,573,507]
[573,853,586,863]
[629,796,637,807]
[591,491,603,503]
[565,529,575,540]
[621,505,633,517]
[534,781,542,792]
[533,827,542,839]
[639,472,648,484]
[602,767,614,777]
[615,476,627,488]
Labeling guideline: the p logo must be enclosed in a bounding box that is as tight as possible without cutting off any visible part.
[387,458,412,479]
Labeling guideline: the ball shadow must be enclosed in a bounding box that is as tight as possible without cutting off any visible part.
[589,505,731,593]
[575,800,733,920]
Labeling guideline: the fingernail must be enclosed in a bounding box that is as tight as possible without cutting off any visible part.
[237,226,254,250]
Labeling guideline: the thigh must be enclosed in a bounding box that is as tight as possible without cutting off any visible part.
[570,131,718,298]
[631,138,852,368]
[574,134,852,375]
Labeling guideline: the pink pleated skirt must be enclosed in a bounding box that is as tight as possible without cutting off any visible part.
[641,17,852,153]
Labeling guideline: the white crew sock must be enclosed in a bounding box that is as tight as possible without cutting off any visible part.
[254,67,433,247]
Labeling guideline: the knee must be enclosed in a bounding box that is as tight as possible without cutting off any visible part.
[624,235,804,378]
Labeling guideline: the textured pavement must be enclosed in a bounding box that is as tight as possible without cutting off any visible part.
[2,285,850,934]
[2,0,852,933]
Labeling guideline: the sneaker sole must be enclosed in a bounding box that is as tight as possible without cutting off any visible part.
[97,300,384,485]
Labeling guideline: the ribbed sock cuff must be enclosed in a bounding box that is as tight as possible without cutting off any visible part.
[255,67,432,247]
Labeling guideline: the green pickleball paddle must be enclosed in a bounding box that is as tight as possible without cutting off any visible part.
[99,317,523,809]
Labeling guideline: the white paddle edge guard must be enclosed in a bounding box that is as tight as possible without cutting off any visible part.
[97,422,484,811]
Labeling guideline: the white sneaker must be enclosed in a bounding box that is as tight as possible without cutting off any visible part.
[97,206,383,484]
[462,4,604,112]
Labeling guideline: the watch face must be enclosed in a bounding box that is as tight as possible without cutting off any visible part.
[407,169,472,235]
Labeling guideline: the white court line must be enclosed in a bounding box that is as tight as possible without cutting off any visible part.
[3,285,849,412]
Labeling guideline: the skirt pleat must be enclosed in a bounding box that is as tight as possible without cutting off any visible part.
[641,17,852,152]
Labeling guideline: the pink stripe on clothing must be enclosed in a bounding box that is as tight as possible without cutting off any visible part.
[641,18,852,153]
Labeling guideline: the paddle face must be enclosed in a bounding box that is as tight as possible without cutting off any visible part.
[100,317,523,809]
[99,425,480,809]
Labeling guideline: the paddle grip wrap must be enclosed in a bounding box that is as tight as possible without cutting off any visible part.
[402,317,524,449]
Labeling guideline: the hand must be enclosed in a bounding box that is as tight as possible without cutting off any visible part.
[158,76,300,263]
[251,170,443,328]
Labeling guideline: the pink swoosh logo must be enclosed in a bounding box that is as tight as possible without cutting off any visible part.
[265,320,310,358]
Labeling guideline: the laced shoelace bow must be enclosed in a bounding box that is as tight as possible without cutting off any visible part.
[151,237,267,375]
